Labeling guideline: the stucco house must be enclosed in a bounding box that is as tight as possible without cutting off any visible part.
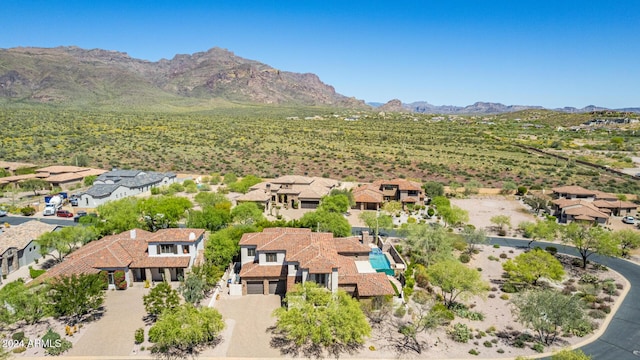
[353,178,424,210]
[79,169,176,208]
[36,228,206,288]
[0,221,60,283]
[551,185,637,224]
[36,166,107,190]
[238,227,394,298]
[236,175,339,210]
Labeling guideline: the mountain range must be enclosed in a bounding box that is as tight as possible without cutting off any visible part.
[0,46,366,109]
[372,100,640,115]
[0,46,638,114]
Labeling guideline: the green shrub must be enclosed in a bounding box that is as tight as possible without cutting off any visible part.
[580,274,599,284]
[483,341,493,348]
[430,303,455,322]
[493,244,500,248]
[449,323,472,343]
[588,309,607,319]
[394,306,407,318]
[488,255,499,261]
[20,206,36,216]
[453,240,467,251]
[150,187,160,195]
[12,346,27,353]
[12,332,25,341]
[42,329,72,355]
[500,294,510,300]
[469,349,480,355]
[134,328,144,344]
[114,270,127,290]
[29,266,46,279]
[501,282,518,293]
[459,253,471,263]
[545,246,558,255]
[499,253,508,259]
[532,342,544,353]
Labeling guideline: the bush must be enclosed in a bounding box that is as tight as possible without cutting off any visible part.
[499,253,508,259]
[134,328,144,344]
[545,246,558,255]
[517,186,528,196]
[488,255,499,261]
[12,332,25,341]
[579,274,599,284]
[497,228,507,236]
[493,244,500,248]
[114,270,127,290]
[42,329,72,355]
[532,342,544,353]
[150,187,160,195]
[394,306,407,318]
[20,206,36,216]
[500,294,510,300]
[600,305,611,314]
[430,303,455,322]
[501,282,518,293]
[588,310,607,319]
[449,323,472,343]
[12,346,27,353]
[469,349,480,355]
[483,341,493,348]
[29,266,46,279]
[459,253,471,263]
[453,240,467,251]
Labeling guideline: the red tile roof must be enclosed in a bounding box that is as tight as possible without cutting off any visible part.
[551,185,596,196]
[145,228,205,243]
[373,178,422,191]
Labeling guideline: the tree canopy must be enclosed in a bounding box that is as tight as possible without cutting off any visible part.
[272,282,370,358]
[48,273,106,325]
[612,229,640,257]
[402,223,454,267]
[318,194,350,214]
[561,222,620,268]
[298,210,351,237]
[0,279,50,325]
[358,211,393,237]
[427,260,488,308]
[231,202,265,225]
[37,225,99,263]
[502,248,565,286]
[149,304,225,359]
[143,282,180,319]
[423,181,444,198]
[511,289,588,345]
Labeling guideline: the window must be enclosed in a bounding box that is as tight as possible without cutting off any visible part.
[108,271,115,285]
[160,244,177,254]
[247,248,256,257]
[266,253,277,262]
[313,273,327,286]
[182,245,190,254]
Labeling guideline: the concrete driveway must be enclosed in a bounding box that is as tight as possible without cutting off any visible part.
[210,294,282,358]
[67,285,147,356]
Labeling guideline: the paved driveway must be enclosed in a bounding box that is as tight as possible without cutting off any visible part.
[211,294,282,358]
[67,285,147,356]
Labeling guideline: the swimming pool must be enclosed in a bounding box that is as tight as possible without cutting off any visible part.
[369,249,394,276]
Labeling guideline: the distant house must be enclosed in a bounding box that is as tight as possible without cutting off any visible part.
[36,166,107,189]
[79,169,176,208]
[238,228,394,298]
[236,175,339,210]
[36,228,206,288]
[0,221,60,283]
[551,185,637,224]
[353,178,424,210]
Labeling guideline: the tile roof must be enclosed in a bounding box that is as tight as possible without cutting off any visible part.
[353,184,384,204]
[236,189,271,202]
[551,185,596,196]
[145,228,205,243]
[373,178,422,191]
[36,166,90,174]
[0,174,39,185]
[45,168,108,183]
[0,161,36,171]
[0,221,58,254]
[36,228,200,283]
[239,228,393,296]
[593,199,638,210]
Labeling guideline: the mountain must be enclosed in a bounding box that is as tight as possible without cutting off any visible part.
[0,46,367,109]
[399,101,639,115]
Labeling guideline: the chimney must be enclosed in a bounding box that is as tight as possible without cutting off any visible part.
[130,229,136,239]
[189,232,196,241]
[265,183,271,194]
[361,231,369,244]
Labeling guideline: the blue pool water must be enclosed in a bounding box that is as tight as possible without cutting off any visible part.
[369,250,394,276]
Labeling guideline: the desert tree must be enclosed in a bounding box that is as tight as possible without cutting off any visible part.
[48,273,106,325]
[427,259,488,308]
[561,222,620,268]
[490,214,511,232]
[511,289,587,345]
[231,202,264,225]
[611,229,640,257]
[502,248,565,286]
[37,225,99,263]
[271,282,370,358]
[19,178,50,195]
[143,282,181,320]
[358,211,393,238]
[148,304,225,359]
[461,227,488,255]
[423,181,444,198]
[402,223,454,267]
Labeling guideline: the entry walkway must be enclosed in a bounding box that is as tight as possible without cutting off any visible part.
[67,285,147,356]
[490,237,640,360]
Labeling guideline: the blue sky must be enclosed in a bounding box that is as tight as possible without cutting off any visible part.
[3,1,639,108]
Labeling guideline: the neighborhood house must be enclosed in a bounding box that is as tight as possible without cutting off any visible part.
[236,175,339,210]
[80,169,176,208]
[238,227,395,298]
[551,185,637,224]
[353,178,425,210]
[0,221,59,283]
[36,228,206,288]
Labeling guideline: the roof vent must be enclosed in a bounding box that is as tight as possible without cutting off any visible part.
[130,229,136,239]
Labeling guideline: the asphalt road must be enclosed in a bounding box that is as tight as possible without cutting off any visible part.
[0,214,75,227]
[489,237,640,360]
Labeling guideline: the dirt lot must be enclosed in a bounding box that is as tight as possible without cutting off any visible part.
[451,196,539,234]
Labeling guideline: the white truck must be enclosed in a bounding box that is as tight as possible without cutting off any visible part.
[43,195,63,216]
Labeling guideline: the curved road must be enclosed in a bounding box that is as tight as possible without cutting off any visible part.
[489,237,640,360]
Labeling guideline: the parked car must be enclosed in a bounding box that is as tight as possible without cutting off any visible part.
[622,216,635,224]
[0,209,7,217]
[69,197,79,206]
[73,211,87,222]
[56,209,74,218]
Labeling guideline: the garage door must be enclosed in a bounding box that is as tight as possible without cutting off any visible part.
[300,201,319,209]
[246,281,264,295]
[268,280,286,295]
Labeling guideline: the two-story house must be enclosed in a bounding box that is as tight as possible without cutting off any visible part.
[236,175,339,210]
[36,228,206,288]
[238,227,394,298]
[353,178,424,210]
[551,185,637,224]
